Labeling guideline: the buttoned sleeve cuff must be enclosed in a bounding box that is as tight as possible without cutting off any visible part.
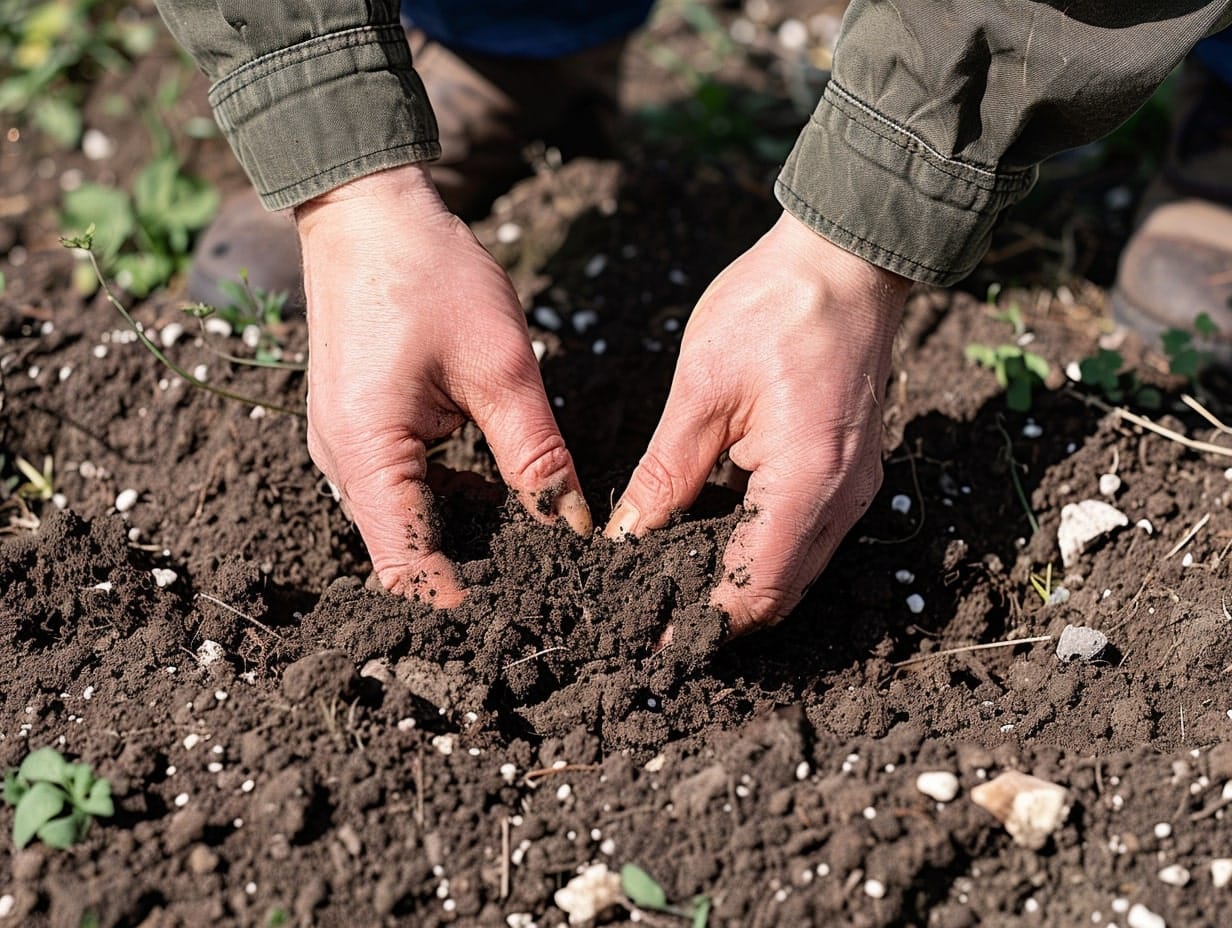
[208,24,440,211]
[775,80,1038,286]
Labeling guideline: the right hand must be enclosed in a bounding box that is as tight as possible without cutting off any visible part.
[295,164,591,606]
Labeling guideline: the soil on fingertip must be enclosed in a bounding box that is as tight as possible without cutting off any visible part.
[3,4,1232,928]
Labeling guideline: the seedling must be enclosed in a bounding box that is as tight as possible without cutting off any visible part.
[60,227,304,417]
[985,285,1026,336]
[13,453,54,500]
[1077,348,1162,408]
[621,863,711,927]
[965,343,1050,412]
[1161,313,1218,380]
[1029,564,1053,605]
[185,270,302,370]
[4,747,113,849]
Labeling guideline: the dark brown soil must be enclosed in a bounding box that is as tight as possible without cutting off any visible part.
[4,5,1232,928]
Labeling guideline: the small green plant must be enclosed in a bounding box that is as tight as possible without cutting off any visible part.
[4,747,113,849]
[1161,312,1218,380]
[1029,563,1053,605]
[621,863,711,927]
[1077,348,1162,408]
[965,343,1050,412]
[63,152,218,296]
[185,270,297,367]
[0,0,157,147]
[265,909,289,928]
[13,453,54,501]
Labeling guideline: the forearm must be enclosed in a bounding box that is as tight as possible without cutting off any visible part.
[779,0,1232,285]
[153,1,439,209]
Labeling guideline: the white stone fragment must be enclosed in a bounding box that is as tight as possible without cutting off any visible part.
[1158,864,1189,886]
[584,255,607,278]
[553,863,621,925]
[970,770,1070,850]
[500,763,518,784]
[204,318,231,337]
[507,915,534,928]
[778,18,808,49]
[115,488,139,512]
[1153,822,1172,839]
[52,493,67,509]
[1057,499,1129,567]
[1022,422,1043,438]
[1098,473,1122,497]
[0,894,14,918]
[1182,553,1194,568]
[916,771,960,802]
[795,761,810,781]
[496,222,522,244]
[1137,519,1154,534]
[1211,858,1232,888]
[906,594,925,614]
[196,640,224,667]
[160,322,185,348]
[556,784,572,801]
[174,792,189,807]
[1127,903,1166,928]
[82,128,114,161]
[192,363,208,382]
[644,753,666,773]
[572,310,599,333]
[532,306,562,331]
[151,568,178,588]
[891,494,912,514]
[531,340,547,362]
[863,879,886,900]
[1223,780,1232,801]
[894,569,915,584]
[183,733,201,750]
[1055,624,1109,662]
[432,734,454,756]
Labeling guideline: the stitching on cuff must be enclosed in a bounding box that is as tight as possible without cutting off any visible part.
[210,24,411,110]
[257,140,441,199]
[824,80,1034,192]
[775,178,953,279]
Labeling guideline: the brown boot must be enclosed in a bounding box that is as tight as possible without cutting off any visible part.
[1111,60,1232,366]
[187,34,625,308]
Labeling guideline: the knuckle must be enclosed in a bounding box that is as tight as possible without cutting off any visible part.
[503,427,572,488]
[632,448,681,505]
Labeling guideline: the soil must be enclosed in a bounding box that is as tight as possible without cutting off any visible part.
[3,4,1232,928]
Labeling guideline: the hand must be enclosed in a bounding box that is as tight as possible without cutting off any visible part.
[296,164,591,605]
[604,211,910,635]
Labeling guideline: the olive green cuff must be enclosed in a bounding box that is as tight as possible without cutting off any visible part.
[208,24,440,211]
[775,80,1038,286]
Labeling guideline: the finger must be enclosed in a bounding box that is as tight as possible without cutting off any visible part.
[468,349,592,536]
[335,437,466,608]
[603,385,731,539]
[711,458,879,636]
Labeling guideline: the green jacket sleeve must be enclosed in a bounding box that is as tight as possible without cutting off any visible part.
[777,1,1232,285]
[154,1,439,210]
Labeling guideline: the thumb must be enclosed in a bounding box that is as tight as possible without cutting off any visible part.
[469,355,592,535]
[604,391,730,539]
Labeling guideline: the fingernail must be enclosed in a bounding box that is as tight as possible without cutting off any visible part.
[555,490,593,536]
[603,500,641,540]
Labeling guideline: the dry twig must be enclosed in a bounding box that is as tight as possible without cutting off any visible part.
[893,635,1054,669]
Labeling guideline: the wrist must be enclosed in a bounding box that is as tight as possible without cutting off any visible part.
[294,163,447,233]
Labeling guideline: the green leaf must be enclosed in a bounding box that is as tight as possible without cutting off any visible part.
[113,251,175,296]
[3,771,26,806]
[132,155,178,225]
[19,747,69,784]
[1006,374,1033,413]
[13,781,66,848]
[621,863,668,910]
[1161,327,1190,356]
[63,183,135,261]
[36,812,85,849]
[1194,312,1218,338]
[77,779,113,818]
[67,763,92,800]
[1135,386,1162,409]
[1022,351,1050,381]
[692,895,712,928]
[964,344,998,368]
[31,95,82,148]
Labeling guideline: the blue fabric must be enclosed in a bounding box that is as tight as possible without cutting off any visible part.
[1194,26,1232,87]
[401,0,655,58]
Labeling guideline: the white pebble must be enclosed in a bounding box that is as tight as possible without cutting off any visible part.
[82,685,94,700]
[556,784,572,801]
[151,568,177,588]
[795,761,810,781]
[115,488,139,512]
[174,792,189,807]
[1136,519,1154,534]
[1098,474,1122,496]
[906,594,925,614]
[58,365,72,381]
[600,838,616,855]
[1022,422,1043,438]
[196,640,224,667]
[777,18,808,49]
[203,318,231,337]
[159,322,184,348]
[93,344,108,358]
[862,806,877,820]
[916,771,960,802]
[0,895,13,918]
[531,340,547,362]
[532,306,562,331]
[584,255,608,278]
[1211,858,1232,888]
[396,718,416,732]
[208,762,223,773]
[1153,822,1172,839]
[1158,864,1189,886]
[245,882,256,896]
[241,779,254,792]
[894,569,915,584]
[496,221,522,244]
[1182,553,1194,567]
[863,879,886,899]
[82,128,114,160]
[1024,898,1040,913]
[183,733,201,750]
[1112,898,1129,914]
[432,734,454,756]
[1223,780,1232,801]
[891,494,912,514]
[1127,903,1166,928]
[192,364,208,382]
[500,763,517,784]
[572,310,599,333]
[591,339,607,355]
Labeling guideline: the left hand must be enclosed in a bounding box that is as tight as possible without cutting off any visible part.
[604,211,911,636]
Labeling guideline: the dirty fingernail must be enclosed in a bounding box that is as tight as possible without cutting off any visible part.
[555,489,593,536]
[603,500,641,540]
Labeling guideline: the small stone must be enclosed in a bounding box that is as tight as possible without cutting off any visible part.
[159,322,185,348]
[906,594,925,614]
[174,792,190,807]
[432,735,454,756]
[496,222,522,244]
[584,255,607,278]
[1137,518,1154,534]
[1182,553,1194,568]
[572,310,599,333]
[1055,624,1109,662]
[1158,864,1190,886]
[556,783,572,801]
[196,640,224,667]
[1153,822,1172,839]
[532,306,562,331]
[82,128,114,161]
[894,569,915,584]
[115,488,139,512]
[1057,499,1128,567]
[970,770,1070,850]
[1022,422,1043,438]
[916,771,960,802]
[500,763,517,784]
[644,754,666,773]
[795,762,810,781]
[0,894,15,918]
[1211,858,1232,888]
[183,733,201,750]
[151,568,178,588]
[554,863,621,925]
[1127,903,1166,928]
[1098,473,1122,496]
[863,879,886,900]
[891,494,912,514]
